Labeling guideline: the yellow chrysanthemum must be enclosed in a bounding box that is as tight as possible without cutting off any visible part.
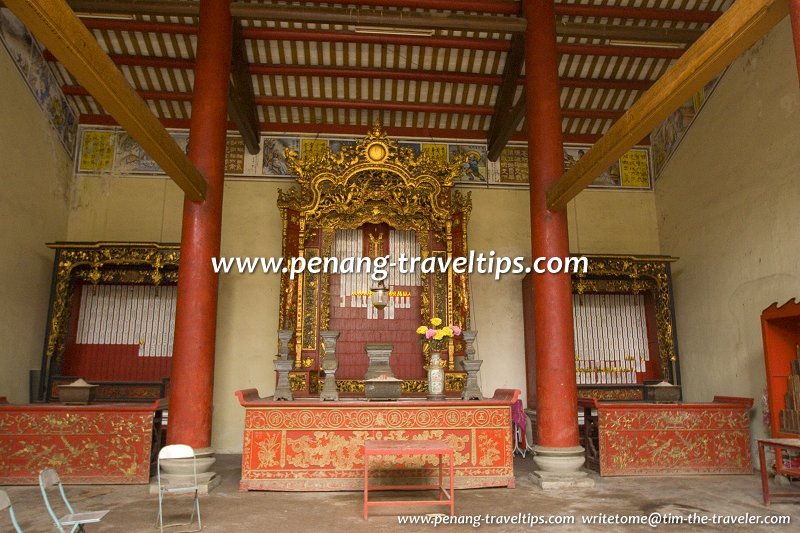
[441,326,454,337]
[433,331,445,341]
[416,325,428,334]
[430,317,442,326]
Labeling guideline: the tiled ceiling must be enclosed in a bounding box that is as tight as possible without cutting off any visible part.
[45,0,735,144]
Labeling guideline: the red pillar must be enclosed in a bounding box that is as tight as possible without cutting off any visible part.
[525,0,581,451]
[168,0,232,448]
[790,0,800,86]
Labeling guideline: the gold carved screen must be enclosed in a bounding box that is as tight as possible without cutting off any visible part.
[277,124,472,394]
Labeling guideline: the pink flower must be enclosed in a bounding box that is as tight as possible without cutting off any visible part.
[425,329,436,339]
[451,325,462,336]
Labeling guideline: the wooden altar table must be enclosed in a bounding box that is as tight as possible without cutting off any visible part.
[235,388,519,491]
[580,396,753,476]
[363,439,454,519]
[0,400,164,484]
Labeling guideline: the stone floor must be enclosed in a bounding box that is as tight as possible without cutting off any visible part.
[2,455,799,532]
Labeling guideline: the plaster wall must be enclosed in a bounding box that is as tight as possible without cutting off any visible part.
[0,49,71,402]
[655,20,800,442]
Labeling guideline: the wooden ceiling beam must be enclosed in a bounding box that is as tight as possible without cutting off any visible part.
[487,32,525,161]
[241,28,512,51]
[560,77,654,91]
[49,52,657,92]
[268,0,521,16]
[487,90,526,162]
[553,4,723,23]
[556,20,704,44]
[228,3,526,33]
[558,43,685,59]
[5,0,206,200]
[70,88,624,121]
[80,113,635,146]
[78,17,701,49]
[227,21,259,154]
[547,0,789,211]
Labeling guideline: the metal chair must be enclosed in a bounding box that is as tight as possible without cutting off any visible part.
[38,469,108,532]
[0,490,23,533]
[156,444,201,532]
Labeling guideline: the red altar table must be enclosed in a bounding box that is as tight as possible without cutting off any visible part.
[235,388,519,491]
[363,439,454,519]
[0,400,164,484]
[581,396,753,476]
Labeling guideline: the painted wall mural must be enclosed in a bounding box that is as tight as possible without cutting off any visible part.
[76,125,653,191]
[0,8,78,156]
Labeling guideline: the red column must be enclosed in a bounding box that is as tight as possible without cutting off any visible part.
[790,0,800,86]
[525,0,581,450]
[168,0,232,448]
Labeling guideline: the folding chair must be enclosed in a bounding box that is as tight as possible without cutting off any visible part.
[0,490,23,533]
[156,444,201,532]
[39,469,108,533]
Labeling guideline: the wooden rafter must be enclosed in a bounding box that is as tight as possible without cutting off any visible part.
[228,21,259,155]
[4,0,206,200]
[487,33,525,161]
[547,0,790,211]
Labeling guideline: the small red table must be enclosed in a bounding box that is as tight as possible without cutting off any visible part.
[757,438,800,505]
[363,439,454,519]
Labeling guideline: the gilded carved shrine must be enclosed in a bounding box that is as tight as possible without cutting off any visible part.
[40,242,179,402]
[276,124,472,395]
[523,254,681,404]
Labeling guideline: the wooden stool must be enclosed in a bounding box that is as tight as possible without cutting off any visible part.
[363,439,454,519]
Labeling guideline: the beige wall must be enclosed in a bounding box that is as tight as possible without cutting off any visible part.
[0,49,71,402]
[655,20,800,442]
[67,174,659,451]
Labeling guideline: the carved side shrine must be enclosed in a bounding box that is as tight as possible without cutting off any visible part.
[276,124,472,396]
[523,254,681,405]
[40,242,179,403]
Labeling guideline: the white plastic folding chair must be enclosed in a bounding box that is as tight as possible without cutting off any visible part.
[157,444,201,532]
[38,468,108,532]
[0,490,23,533]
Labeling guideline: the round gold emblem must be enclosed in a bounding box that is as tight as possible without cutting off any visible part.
[367,142,387,162]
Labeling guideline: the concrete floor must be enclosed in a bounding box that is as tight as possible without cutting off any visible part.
[2,455,799,532]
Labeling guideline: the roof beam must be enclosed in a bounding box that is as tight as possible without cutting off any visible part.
[227,21,259,154]
[557,43,684,59]
[80,113,633,146]
[547,0,789,211]
[487,33,525,161]
[260,1,521,16]
[47,52,658,92]
[553,4,723,23]
[5,0,206,200]
[560,77,654,92]
[48,51,657,92]
[556,20,704,44]
[229,4,526,33]
[487,90,526,161]
[66,1,525,33]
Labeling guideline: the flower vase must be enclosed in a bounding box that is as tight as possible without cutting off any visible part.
[426,351,446,401]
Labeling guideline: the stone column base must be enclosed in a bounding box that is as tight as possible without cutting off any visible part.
[530,470,595,490]
[149,447,221,495]
[530,444,595,489]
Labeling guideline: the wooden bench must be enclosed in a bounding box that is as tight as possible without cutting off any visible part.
[363,439,454,519]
